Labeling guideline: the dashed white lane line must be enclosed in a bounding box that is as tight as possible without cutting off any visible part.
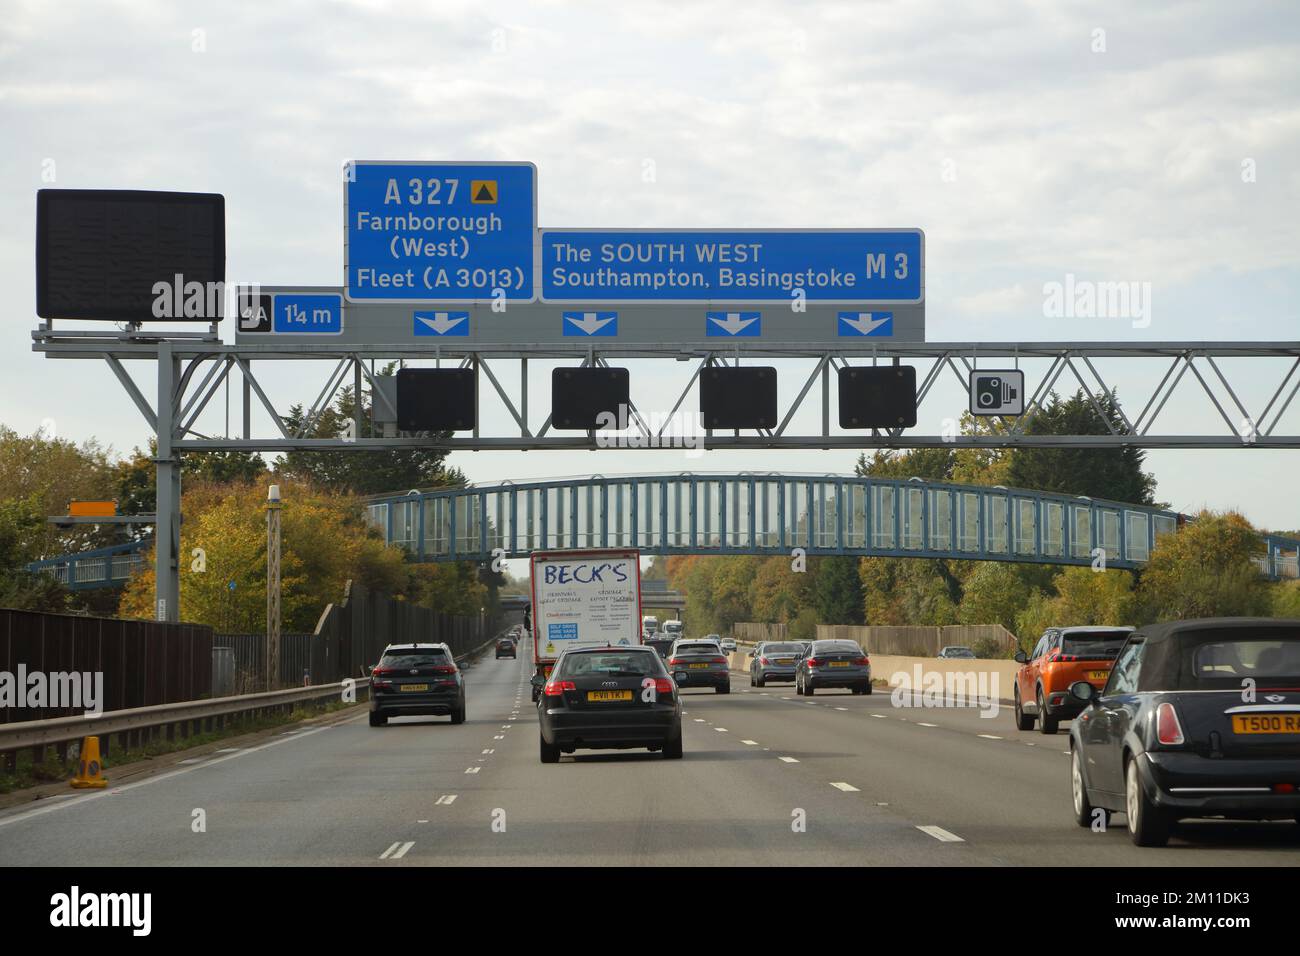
[493,735,504,740]
[829,782,860,792]
[778,756,799,763]
[871,714,887,719]
[501,725,512,730]
[834,707,848,711]
[435,795,457,805]
[465,767,481,774]
[715,727,728,732]
[482,749,495,754]
[380,841,415,860]
[978,734,1003,740]
[417,819,429,824]
[916,825,965,843]
[917,722,938,728]
[693,718,706,722]
[741,739,759,745]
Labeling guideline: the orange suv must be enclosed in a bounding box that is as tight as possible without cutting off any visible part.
[1013,626,1133,734]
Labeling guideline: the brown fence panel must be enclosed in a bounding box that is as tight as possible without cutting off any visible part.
[0,610,213,725]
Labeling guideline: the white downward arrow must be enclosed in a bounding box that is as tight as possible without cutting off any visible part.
[565,312,616,335]
[416,313,466,334]
[840,312,890,335]
[709,312,758,335]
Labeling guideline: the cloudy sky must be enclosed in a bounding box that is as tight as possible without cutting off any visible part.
[2,0,1299,530]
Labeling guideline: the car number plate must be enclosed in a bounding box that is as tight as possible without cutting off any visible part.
[828,661,849,667]
[1232,713,1300,734]
[1087,670,1109,680]
[775,658,793,665]
[587,690,633,702]
[689,663,708,669]
[400,684,429,692]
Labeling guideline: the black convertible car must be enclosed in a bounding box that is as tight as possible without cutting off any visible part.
[1069,618,1300,846]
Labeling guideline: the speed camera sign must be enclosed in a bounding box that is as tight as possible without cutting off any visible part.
[969,369,1025,416]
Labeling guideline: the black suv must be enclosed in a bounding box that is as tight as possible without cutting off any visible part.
[370,643,466,726]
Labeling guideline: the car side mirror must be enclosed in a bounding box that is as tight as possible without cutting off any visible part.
[1069,680,1097,704]
[1013,649,1028,664]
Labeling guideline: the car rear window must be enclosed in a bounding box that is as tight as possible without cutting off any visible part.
[1062,632,1128,658]
[676,643,720,655]
[379,650,450,668]
[765,643,803,654]
[813,642,862,654]
[1191,635,1300,680]
[557,650,664,677]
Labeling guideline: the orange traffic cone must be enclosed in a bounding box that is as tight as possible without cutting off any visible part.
[70,736,108,789]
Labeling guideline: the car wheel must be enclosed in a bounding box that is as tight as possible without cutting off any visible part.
[450,700,466,725]
[805,679,815,696]
[863,683,873,696]
[1071,747,1107,828]
[663,731,683,759]
[716,683,730,695]
[368,711,386,727]
[539,734,561,764]
[755,675,765,688]
[1037,687,1059,735]
[1125,756,1170,847]
[1013,687,1035,731]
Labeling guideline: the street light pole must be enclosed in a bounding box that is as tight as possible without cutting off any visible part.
[266,484,282,691]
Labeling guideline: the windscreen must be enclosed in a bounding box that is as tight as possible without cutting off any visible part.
[675,643,721,656]
[557,650,663,678]
[1189,633,1300,683]
[1062,631,1129,659]
[379,649,450,668]
[765,643,804,654]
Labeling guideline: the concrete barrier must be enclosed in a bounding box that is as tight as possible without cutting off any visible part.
[726,647,1018,702]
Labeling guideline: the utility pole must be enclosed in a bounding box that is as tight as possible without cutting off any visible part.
[266,484,282,690]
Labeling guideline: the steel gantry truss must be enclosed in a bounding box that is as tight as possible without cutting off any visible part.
[31,325,1300,620]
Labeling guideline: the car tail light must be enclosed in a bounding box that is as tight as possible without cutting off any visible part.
[432,665,456,674]
[543,679,576,697]
[668,657,681,667]
[1155,702,1185,745]
[854,657,869,666]
[805,658,820,667]
[759,657,770,665]
[653,678,674,695]
[371,667,392,688]
[1273,783,1296,794]
[711,656,728,665]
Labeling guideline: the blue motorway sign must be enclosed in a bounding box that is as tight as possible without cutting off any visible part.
[562,311,618,337]
[413,310,469,336]
[273,294,342,334]
[345,161,536,303]
[540,229,923,304]
[837,310,893,337]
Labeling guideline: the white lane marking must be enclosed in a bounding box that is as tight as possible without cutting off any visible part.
[482,749,495,754]
[1024,742,1036,747]
[693,718,706,723]
[778,756,799,763]
[781,696,792,700]
[380,842,402,859]
[493,735,504,740]
[917,722,938,727]
[715,727,728,732]
[435,794,457,805]
[978,734,1003,740]
[835,707,848,711]
[390,841,415,859]
[178,758,203,765]
[830,782,860,792]
[0,720,339,829]
[917,825,965,843]
[501,725,511,729]
[741,740,759,745]
[465,767,481,774]
[417,819,429,823]
[871,714,887,719]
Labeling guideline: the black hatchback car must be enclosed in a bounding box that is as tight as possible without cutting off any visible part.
[1069,618,1300,846]
[369,643,466,727]
[538,645,682,762]
[496,636,517,659]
